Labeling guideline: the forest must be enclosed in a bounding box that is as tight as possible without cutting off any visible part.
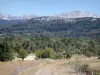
[0,36,100,61]
[0,17,100,38]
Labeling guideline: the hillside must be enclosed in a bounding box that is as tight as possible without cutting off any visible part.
[0,11,100,38]
[0,20,23,27]
[2,17,99,39]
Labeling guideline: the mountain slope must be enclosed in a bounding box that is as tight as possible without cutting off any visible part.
[56,11,99,18]
[0,13,38,20]
[2,17,99,38]
[0,11,99,20]
[0,11,100,38]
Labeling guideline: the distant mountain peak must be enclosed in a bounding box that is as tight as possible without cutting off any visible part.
[56,11,99,18]
[0,13,38,20]
[22,14,38,20]
[0,11,100,20]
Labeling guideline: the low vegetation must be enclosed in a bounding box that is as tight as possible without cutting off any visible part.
[71,55,100,75]
[1,17,100,39]
[0,36,100,61]
[35,47,55,59]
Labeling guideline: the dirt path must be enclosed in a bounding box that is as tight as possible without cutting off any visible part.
[20,59,77,75]
[34,60,76,75]
[35,67,52,75]
[35,60,59,75]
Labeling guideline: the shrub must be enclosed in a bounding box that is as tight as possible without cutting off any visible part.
[81,64,89,72]
[35,47,56,59]
[94,72,100,75]
[0,41,14,61]
[35,49,47,58]
[63,52,72,59]
[17,47,28,61]
[55,53,64,59]
[45,47,56,59]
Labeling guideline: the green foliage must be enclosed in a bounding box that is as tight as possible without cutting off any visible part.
[55,53,64,59]
[94,72,100,75]
[81,64,89,72]
[45,47,56,59]
[0,36,100,61]
[17,47,28,61]
[63,52,72,59]
[35,47,56,59]
[35,49,46,58]
[0,41,14,61]
[3,17,100,39]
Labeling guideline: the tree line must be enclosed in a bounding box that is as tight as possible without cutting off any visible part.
[0,36,100,61]
[0,17,100,38]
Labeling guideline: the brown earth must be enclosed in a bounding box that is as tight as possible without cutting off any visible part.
[0,58,100,75]
[0,60,44,75]
[20,59,77,75]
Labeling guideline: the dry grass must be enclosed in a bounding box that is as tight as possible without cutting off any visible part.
[0,60,36,75]
[0,57,100,75]
[83,59,100,71]
[20,60,47,75]
[70,55,100,72]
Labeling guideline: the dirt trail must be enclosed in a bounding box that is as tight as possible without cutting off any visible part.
[34,60,76,75]
[20,59,77,75]
[35,67,52,75]
[35,60,61,75]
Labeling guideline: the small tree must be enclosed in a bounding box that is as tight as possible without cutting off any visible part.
[18,47,28,61]
[45,47,56,59]
[81,64,89,72]
[0,41,14,61]
[63,52,72,59]
[55,52,64,59]
[35,47,56,59]
[35,49,46,58]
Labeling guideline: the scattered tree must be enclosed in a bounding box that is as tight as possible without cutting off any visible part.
[0,41,14,61]
[17,47,28,61]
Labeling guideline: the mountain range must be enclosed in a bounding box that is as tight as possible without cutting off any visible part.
[0,11,100,39]
[0,11,99,20]
[0,13,38,20]
[57,11,99,18]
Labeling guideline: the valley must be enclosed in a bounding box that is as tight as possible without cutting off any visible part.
[0,11,100,75]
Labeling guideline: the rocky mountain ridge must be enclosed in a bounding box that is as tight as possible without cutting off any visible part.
[0,11,99,20]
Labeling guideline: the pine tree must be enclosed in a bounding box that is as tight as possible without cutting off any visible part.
[0,41,14,61]
[18,47,28,61]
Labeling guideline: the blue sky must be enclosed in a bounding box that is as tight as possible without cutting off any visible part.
[0,0,100,16]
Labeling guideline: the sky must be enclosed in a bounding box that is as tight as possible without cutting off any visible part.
[0,0,100,16]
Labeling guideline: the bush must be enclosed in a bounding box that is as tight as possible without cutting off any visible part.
[55,53,64,59]
[17,47,28,61]
[98,56,100,59]
[35,47,56,59]
[74,61,89,73]
[81,64,89,72]
[94,72,100,75]
[35,49,47,58]
[45,47,56,59]
[0,41,14,61]
[63,52,72,59]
